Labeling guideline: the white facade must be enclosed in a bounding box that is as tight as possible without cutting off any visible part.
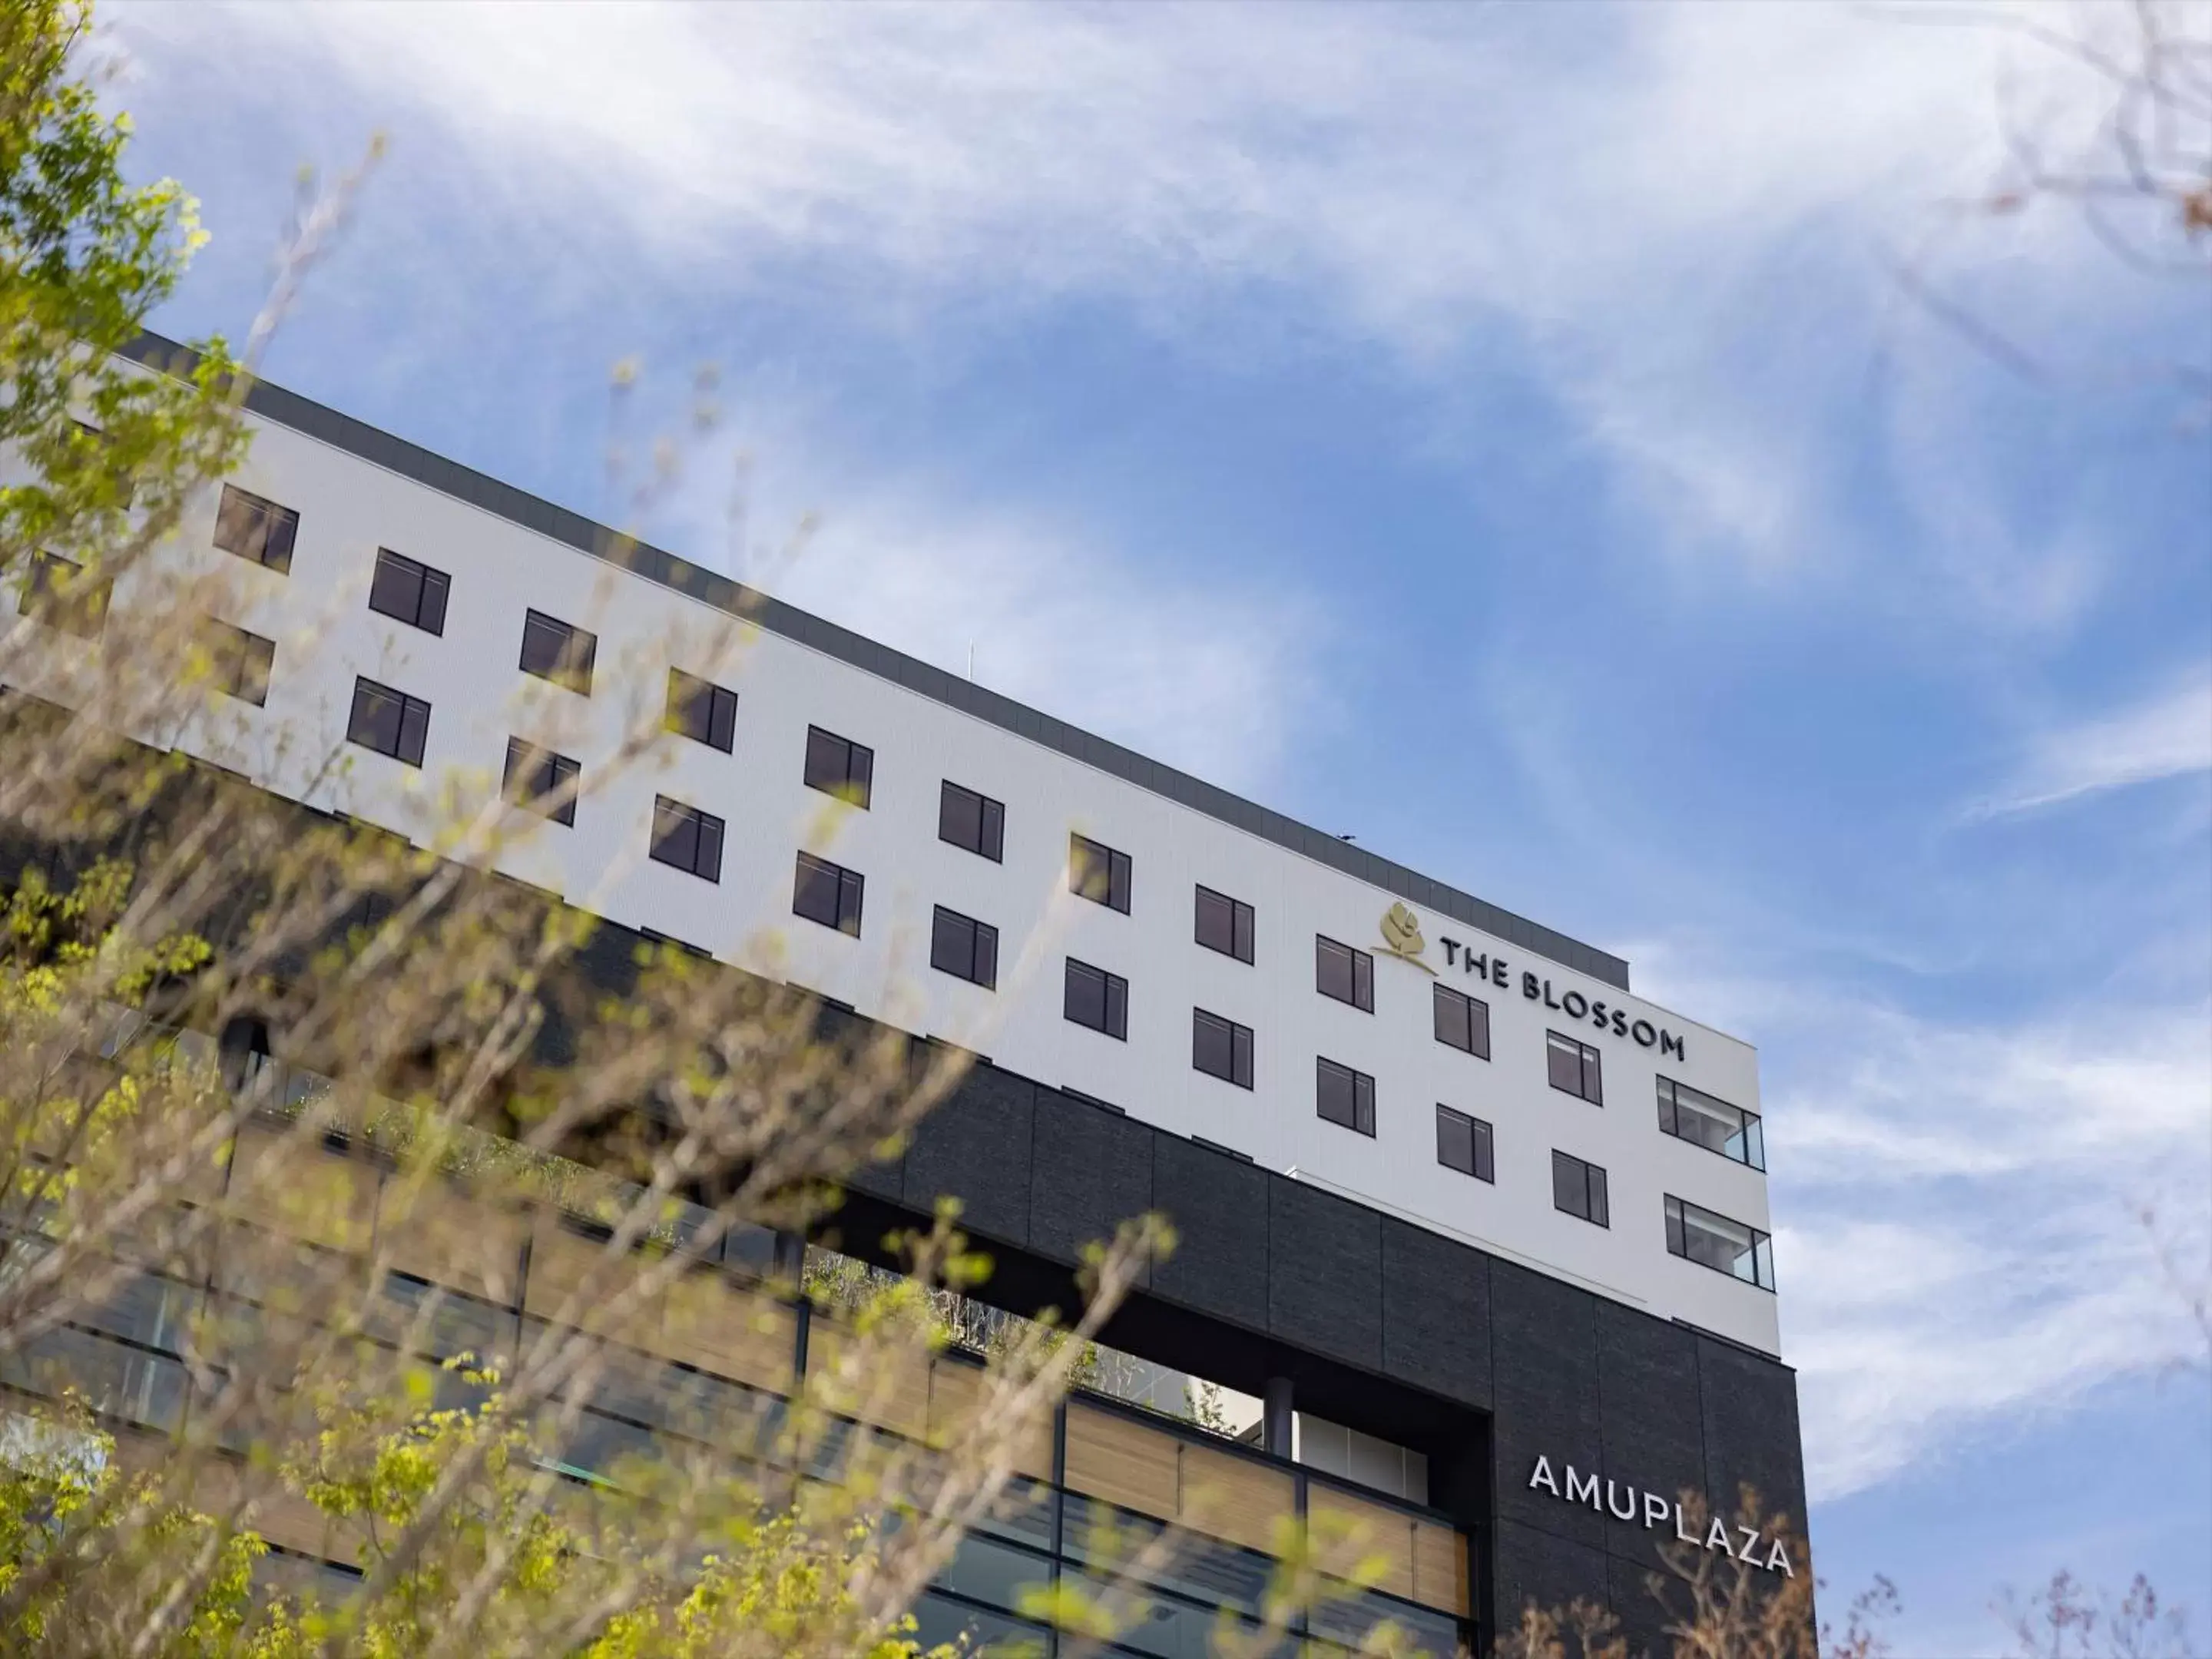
[5,376,1783,1357]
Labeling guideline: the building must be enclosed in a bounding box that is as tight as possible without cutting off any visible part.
[1,336,1810,1654]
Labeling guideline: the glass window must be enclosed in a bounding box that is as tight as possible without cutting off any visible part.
[1547,1031,1602,1104]
[346,677,431,768]
[1194,1009,1253,1088]
[1316,936,1373,1012]
[1666,1195,1775,1290]
[930,906,999,990]
[1432,983,1489,1058]
[368,548,450,635]
[518,609,596,694]
[649,796,724,882]
[1316,1058,1375,1137]
[1435,1105,1493,1182]
[1065,959,1128,1039]
[1551,1150,1608,1227]
[1657,1077,1764,1170]
[503,737,580,826]
[1069,833,1132,912]
[793,852,864,936]
[24,551,111,639]
[939,781,1005,862]
[803,726,874,807]
[213,484,298,573]
[1194,887,1254,964]
[200,617,274,707]
[664,668,737,752]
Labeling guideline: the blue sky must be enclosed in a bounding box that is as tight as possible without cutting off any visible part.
[101,4,2210,1651]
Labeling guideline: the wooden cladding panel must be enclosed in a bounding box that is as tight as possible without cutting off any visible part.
[374,1181,524,1306]
[925,1358,1055,1479]
[658,1271,796,1392]
[1411,1519,1470,1617]
[227,1124,374,1251]
[1178,1440,1295,1559]
[1065,1402,1179,1516]
[522,1219,657,1346]
[806,1320,932,1439]
[1307,1485,1418,1602]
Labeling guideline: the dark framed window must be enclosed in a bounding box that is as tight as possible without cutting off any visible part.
[1064,959,1128,1039]
[1547,1031,1603,1104]
[931,907,999,990]
[502,737,580,826]
[346,677,430,768]
[518,609,597,695]
[793,851,863,936]
[1551,1151,1609,1227]
[649,796,724,882]
[665,668,738,753]
[1193,1009,1253,1089]
[24,551,112,639]
[1432,983,1490,1058]
[939,781,1005,862]
[369,548,450,635]
[1666,1196,1775,1290]
[1657,1078,1765,1171]
[200,618,274,707]
[1436,1105,1494,1182]
[803,726,873,808]
[213,484,298,574]
[1315,935,1373,1012]
[1194,887,1254,964]
[1069,833,1132,913]
[1316,1058,1375,1137]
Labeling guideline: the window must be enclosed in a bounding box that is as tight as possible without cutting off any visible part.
[666,668,737,753]
[199,618,274,707]
[213,484,298,573]
[939,781,1005,862]
[1547,1031,1603,1104]
[503,737,580,826]
[1666,1196,1775,1290]
[23,551,111,639]
[1315,935,1373,1012]
[368,548,450,635]
[518,609,597,694]
[1193,1009,1253,1089]
[1435,1105,1494,1182]
[649,796,724,882]
[1432,983,1490,1058]
[1316,1058,1375,1137]
[931,907,999,990]
[1064,960,1127,1040]
[1069,833,1131,913]
[1194,887,1254,964]
[1657,1078,1765,1171]
[1551,1151,1609,1227]
[346,677,430,768]
[793,852,863,936]
[803,726,873,807]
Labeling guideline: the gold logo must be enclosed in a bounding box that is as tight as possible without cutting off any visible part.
[1379,902,1435,974]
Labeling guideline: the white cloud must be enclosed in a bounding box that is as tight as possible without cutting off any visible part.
[1981,667,2212,816]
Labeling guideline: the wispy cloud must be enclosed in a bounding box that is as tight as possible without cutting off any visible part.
[1979,667,2212,816]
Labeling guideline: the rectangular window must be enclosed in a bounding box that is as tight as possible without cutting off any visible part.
[939,781,1005,862]
[368,548,450,635]
[213,484,298,574]
[1547,1031,1603,1104]
[1657,1078,1765,1171]
[1316,1058,1376,1137]
[24,551,111,639]
[1432,983,1490,1058]
[518,609,597,695]
[200,618,274,707]
[1315,935,1373,1012]
[665,668,738,753]
[930,906,999,990]
[1069,833,1132,913]
[1063,959,1128,1039]
[792,851,863,936]
[1193,1009,1253,1089]
[649,796,724,883]
[803,725,873,808]
[1194,886,1255,964]
[1435,1105,1495,1183]
[346,677,430,768]
[502,737,580,826]
[1666,1195,1776,1290]
[1551,1151,1609,1227]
